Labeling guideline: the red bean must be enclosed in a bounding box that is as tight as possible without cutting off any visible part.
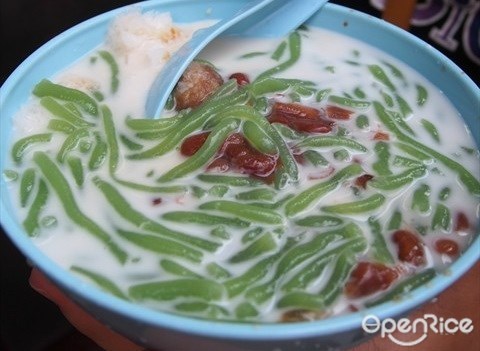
[325,105,354,120]
[180,132,210,156]
[151,198,162,206]
[392,230,426,267]
[269,102,334,133]
[345,261,399,298]
[355,174,374,189]
[219,133,245,158]
[181,131,278,178]
[228,72,250,86]
[221,133,278,177]
[373,131,390,140]
[233,153,277,177]
[435,239,459,257]
[207,157,230,173]
[454,212,470,232]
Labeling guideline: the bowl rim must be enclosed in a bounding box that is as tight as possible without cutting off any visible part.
[1,0,479,342]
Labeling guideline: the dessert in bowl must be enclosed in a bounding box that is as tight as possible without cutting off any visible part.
[1,1,478,350]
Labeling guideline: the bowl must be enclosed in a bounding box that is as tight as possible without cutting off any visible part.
[1,1,479,350]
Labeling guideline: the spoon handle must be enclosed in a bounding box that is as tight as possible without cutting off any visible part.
[224,0,329,37]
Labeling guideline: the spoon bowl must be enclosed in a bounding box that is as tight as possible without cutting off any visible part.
[145,0,329,117]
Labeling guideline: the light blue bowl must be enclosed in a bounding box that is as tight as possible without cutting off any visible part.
[1,1,478,350]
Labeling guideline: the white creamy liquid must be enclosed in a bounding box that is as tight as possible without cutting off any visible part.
[5,14,479,323]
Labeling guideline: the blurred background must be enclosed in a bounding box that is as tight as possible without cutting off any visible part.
[1,1,478,350]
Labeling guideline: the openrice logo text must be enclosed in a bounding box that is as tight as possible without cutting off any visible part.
[362,314,474,346]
